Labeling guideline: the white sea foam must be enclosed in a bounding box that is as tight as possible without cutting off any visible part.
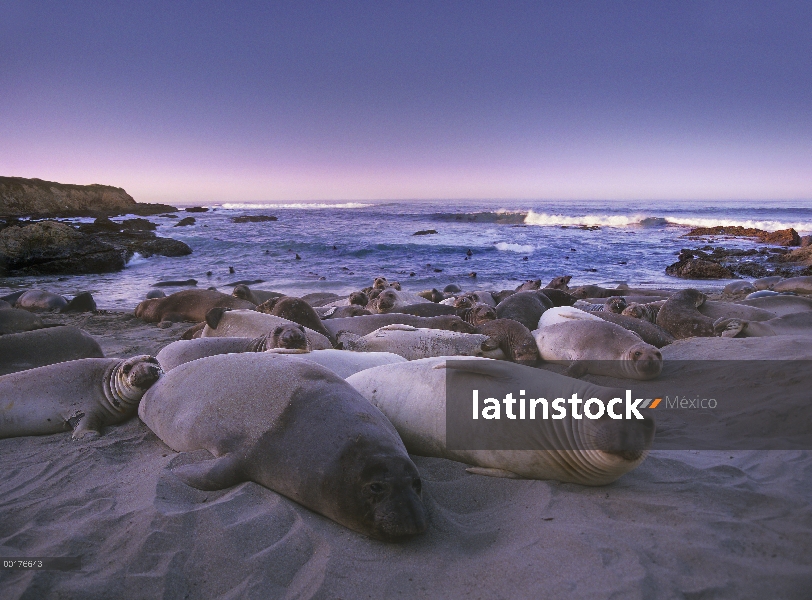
[494,242,535,253]
[524,211,646,228]
[219,202,371,210]
[663,217,812,232]
[523,211,812,232]
[125,252,148,266]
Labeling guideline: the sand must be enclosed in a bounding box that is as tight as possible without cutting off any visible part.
[1,311,811,598]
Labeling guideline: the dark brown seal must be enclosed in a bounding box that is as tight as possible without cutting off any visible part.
[592,312,675,348]
[135,289,256,324]
[474,318,540,365]
[256,296,333,340]
[656,289,715,339]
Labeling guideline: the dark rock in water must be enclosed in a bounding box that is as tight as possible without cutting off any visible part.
[665,251,735,279]
[685,225,801,247]
[77,217,121,234]
[413,230,438,236]
[0,221,125,275]
[760,228,801,246]
[129,237,192,258]
[185,206,208,212]
[121,218,157,231]
[145,289,166,299]
[227,279,265,286]
[231,215,278,223]
[174,217,196,227]
[732,262,770,278]
[152,279,198,287]
[161,214,179,218]
[62,291,97,313]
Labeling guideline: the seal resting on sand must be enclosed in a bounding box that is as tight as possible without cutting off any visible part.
[337,325,506,360]
[0,355,162,439]
[0,326,105,375]
[135,289,256,324]
[656,289,715,339]
[139,353,427,541]
[346,357,654,486]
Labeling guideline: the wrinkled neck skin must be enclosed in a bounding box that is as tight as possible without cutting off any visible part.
[246,335,269,352]
[101,362,145,419]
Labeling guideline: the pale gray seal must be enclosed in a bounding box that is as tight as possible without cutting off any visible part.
[15,290,67,312]
[323,314,475,339]
[200,309,333,349]
[0,326,104,375]
[337,325,506,360]
[346,357,654,485]
[495,291,553,330]
[138,353,427,540]
[0,355,162,439]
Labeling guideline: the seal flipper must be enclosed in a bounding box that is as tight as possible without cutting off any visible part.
[205,307,231,329]
[172,453,245,490]
[565,361,587,378]
[466,467,521,479]
[70,412,103,440]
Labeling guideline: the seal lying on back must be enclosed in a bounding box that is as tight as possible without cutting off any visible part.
[346,357,654,485]
[0,326,104,375]
[534,319,663,380]
[139,353,427,541]
[323,313,475,338]
[200,309,332,349]
[135,289,256,324]
[656,289,715,339]
[156,324,311,371]
[338,325,506,361]
[0,355,162,439]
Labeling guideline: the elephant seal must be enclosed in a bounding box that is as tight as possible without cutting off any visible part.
[300,292,343,307]
[495,291,553,330]
[318,305,372,319]
[515,279,541,291]
[0,355,162,439]
[0,299,10,310]
[156,325,311,371]
[537,306,601,329]
[622,302,660,323]
[15,290,67,311]
[574,296,628,314]
[145,289,166,299]
[537,289,577,307]
[152,279,197,287]
[545,276,572,290]
[1,290,28,305]
[656,289,715,339]
[232,284,284,305]
[722,280,756,296]
[389,303,457,317]
[753,276,784,290]
[366,289,431,313]
[338,325,506,361]
[0,326,105,375]
[771,276,812,295]
[62,291,97,313]
[592,313,675,348]
[714,311,812,338]
[135,289,257,324]
[297,349,407,378]
[323,314,475,338]
[346,357,654,485]
[457,303,497,326]
[739,295,812,316]
[0,308,46,336]
[698,300,776,322]
[491,290,515,304]
[474,319,539,365]
[534,320,663,380]
[256,296,333,340]
[443,284,462,294]
[744,290,788,299]
[138,353,426,540]
[201,309,332,349]
[417,289,444,302]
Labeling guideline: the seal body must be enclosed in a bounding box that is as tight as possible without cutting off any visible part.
[753,276,784,291]
[366,289,431,313]
[495,291,553,330]
[739,295,812,317]
[200,309,332,349]
[231,285,283,305]
[135,290,256,324]
[139,353,427,540]
[338,325,506,361]
[723,281,756,295]
[474,319,539,365]
[389,303,457,317]
[0,356,162,439]
[256,296,332,339]
[545,276,572,289]
[537,289,577,306]
[622,302,660,323]
[323,314,475,338]
[0,326,104,375]
[346,357,654,486]
[537,306,601,329]
[714,312,812,338]
[592,312,674,348]
[457,303,498,326]
[15,290,67,311]
[298,349,407,378]
[697,300,776,322]
[0,308,45,336]
[771,276,812,295]
[534,320,663,380]
[656,289,715,339]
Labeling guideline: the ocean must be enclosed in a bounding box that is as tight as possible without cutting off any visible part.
[3,200,811,310]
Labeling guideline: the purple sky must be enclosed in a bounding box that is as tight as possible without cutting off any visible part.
[2,1,810,203]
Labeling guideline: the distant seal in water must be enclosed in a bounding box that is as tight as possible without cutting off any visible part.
[534,319,663,380]
[473,319,539,365]
[592,312,675,348]
[0,326,105,375]
[545,276,571,290]
[139,353,427,540]
[323,314,475,338]
[770,276,812,295]
[346,357,654,485]
[338,324,506,361]
[62,291,97,313]
[256,296,333,340]
[135,289,256,324]
[145,289,166,299]
[15,290,67,312]
[457,303,497,326]
[495,291,553,331]
[0,355,162,439]
[0,308,46,336]
[232,284,284,305]
[537,289,577,307]
[152,279,197,288]
[753,276,784,291]
[201,309,333,349]
[656,289,715,339]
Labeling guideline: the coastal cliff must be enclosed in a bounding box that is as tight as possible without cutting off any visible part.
[0,176,176,217]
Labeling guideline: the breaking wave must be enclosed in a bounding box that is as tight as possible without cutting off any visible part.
[662,217,812,232]
[522,212,812,232]
[494,242,535,253]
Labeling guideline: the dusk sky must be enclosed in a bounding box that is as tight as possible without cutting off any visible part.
[2,1,810,203]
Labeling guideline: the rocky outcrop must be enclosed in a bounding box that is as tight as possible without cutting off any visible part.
[665,250,736,279]
[684,225,801,246]
[0,176,177,217]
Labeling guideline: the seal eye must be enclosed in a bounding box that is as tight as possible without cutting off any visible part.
[633,351,642,358]
[274,327,282,335]
[368,482,387,495]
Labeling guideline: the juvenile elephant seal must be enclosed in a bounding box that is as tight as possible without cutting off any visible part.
[338,325,506,361]
[753,276,784,290]
[201,309,332,349]
[545,276,572,290]
[771,276,812,295]
[0,308,46,336]
[495,291,553,331]
[739,294,812,316]
[366,289,431,313]
[15,290,67,312]
[474,319,539,365]
[320,305,372,319]
[135,289,257,324]
[62,291,97,313]
[722,280,756,296]
[697,300,776,322]
[537,306,601,329]
[592,312,675,348]
[713,312,812,338]
[622,302,660,323]
[256,296,333,340]
[0,355,162,439]
[139,353,427,540]
[656,289,715,339]
[300,292,343,307]
[534,320,663,380]
[145,289,166,299]
[232,284,284,305]
[346,357,654,485]
[537,289,577,307]
[457,303,497,326]
[417,289,444,302]
[297,349,407,378]
[323,314,475,338]
[389,303,457,317]
[515,279,541,291]
[0,326,104,375]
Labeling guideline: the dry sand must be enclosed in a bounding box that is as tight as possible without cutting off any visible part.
[1,311,811,598]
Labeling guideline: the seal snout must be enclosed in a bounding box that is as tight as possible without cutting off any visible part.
[127,357,164,389]
[363,462,428,541]
[631,345,663,379]
[594,413,655,462]
[272,324,309,350]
